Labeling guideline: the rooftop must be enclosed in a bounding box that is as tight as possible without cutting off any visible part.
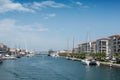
[97,38,110,40]
[109,34,120,38]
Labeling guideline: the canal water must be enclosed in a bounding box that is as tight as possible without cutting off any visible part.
[0,55,120,80]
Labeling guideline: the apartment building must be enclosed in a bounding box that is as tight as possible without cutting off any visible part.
[109,35,120,54]
[77,41,96,53]
[74,34,120,56]
[91,41,97,53]
[79,42,91,53]
[96,38,109,55]
[78,44,82,53]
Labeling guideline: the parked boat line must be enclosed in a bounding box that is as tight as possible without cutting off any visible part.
[65,57,100,66]
[59,56,120,68]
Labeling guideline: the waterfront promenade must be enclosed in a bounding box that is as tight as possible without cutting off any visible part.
[63,56,120,68]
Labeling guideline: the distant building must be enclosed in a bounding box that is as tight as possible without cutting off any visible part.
[59,50,72,53]
[0,43,4,48]
[9,48,17,56]
[19,49,26,55]
[73,48,79,53]
[59,50,67,53]
[96,38,109,55]
[79,42,91,53]
[9,48,17,52]
[0,43,9,53]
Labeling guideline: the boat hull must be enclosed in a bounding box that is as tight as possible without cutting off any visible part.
[81,59,97,66]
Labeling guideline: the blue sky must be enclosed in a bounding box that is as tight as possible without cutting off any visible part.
[0,0,120,51]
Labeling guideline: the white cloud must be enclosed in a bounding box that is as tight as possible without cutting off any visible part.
[44,13,56,19]
[32,1,68,9]
[0,19,48,32]
[75,1,89,9]
[47,13,56,17]
[19,24,48,32]
[76,2,83,6]
[0,0,34,13]
[0,19,49,50]
[0,19,15,31]
[0,0,89,13]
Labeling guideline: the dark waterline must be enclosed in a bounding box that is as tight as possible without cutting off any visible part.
[0,55,120,80]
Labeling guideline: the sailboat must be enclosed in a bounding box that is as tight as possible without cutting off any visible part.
[81,32,100,66]
[81,57,97,65]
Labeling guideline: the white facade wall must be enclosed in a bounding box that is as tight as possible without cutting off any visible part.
[96,39,109,55]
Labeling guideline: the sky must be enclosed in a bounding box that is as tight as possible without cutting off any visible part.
[0,0,120,51]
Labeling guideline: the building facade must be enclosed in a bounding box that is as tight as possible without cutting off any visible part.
[109,35,120,54]
[91,41,97,53]
[96,38,109,55]
[74,34,120,57]
[78,42,91,53]
[78,44,82,53]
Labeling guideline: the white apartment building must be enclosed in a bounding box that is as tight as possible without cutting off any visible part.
[80,42,91,53]
[91,41,97,53]
[78,41,96,53]
[109,35,120,54]
[75,34,120,56]
[96,38,109,55]
[78,44,82,53]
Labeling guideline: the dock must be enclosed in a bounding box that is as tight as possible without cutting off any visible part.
[100,62,120,68]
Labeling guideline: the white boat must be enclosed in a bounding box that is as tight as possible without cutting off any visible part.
[26,51,35,57]
[66,57,71,60]
[26,53,34,57]
[81,58,97,65]
[50,52,59,57]
[2,55,17,60]
[71,57,77,61]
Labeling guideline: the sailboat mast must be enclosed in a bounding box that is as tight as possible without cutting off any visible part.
[72,37,75,53]
[67,39,69,53]
[24,39,28,52]
[86,32,89,53]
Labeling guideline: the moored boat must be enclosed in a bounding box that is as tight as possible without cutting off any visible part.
[0,56,3,63]
[2,54,17,60]
[50,53,59,57]
[81,58,98,66]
